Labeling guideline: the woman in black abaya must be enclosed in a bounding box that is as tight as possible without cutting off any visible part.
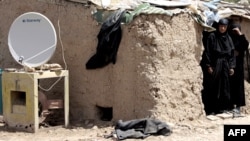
[228,23,249,116]
[201,18,236,115]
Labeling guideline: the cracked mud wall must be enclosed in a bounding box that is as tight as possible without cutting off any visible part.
[0,0,250,124]
[119,13,205,122]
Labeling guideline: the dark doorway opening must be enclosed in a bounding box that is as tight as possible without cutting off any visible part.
[96,106,113,121]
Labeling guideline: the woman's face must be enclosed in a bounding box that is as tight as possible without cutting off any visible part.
[218,24,228,33]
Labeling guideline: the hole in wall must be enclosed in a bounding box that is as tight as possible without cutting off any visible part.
[96,105,113,121]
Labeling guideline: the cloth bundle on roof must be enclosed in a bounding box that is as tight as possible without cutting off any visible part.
[123,3,173,23]
[89,0,142,10]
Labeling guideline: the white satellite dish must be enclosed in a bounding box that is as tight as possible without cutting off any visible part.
[8,12,57,68]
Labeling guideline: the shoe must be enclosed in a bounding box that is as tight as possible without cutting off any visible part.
[232,107,244,118]
[232,107,240,114]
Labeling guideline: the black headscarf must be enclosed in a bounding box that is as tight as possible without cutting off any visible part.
[218,18,229,25]
[228,23,241,44]
[214,18,234,54]
[229,23,241,31]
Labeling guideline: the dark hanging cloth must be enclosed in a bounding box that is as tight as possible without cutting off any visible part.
[86,9,126,69]
[106,118,172,140]
[229,23,249,108]
[201,28,236,114]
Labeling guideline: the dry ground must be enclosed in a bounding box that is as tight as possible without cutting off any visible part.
[0,114,250,141]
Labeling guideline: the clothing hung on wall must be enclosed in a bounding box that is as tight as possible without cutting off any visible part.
[86,9,126,69]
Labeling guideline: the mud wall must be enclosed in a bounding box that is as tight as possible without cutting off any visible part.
[0,0,250,124]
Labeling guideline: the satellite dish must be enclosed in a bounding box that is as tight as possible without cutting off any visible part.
[8,12,57,68]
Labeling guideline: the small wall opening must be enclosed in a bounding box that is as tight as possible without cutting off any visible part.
[11,91,26,114]
[96,106,113,121]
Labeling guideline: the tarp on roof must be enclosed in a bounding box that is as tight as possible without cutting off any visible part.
[68,0,250,30]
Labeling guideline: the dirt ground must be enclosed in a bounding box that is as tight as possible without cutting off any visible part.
[0,114,250,141]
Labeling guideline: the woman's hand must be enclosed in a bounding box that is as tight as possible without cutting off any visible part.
[229,69,234,76]
[232,27,242,35]
[208,67,213,74]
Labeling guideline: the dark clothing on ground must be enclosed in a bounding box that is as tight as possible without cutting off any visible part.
[200,29,236,114]
[113,118,172,140]
[229,25,249,108]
